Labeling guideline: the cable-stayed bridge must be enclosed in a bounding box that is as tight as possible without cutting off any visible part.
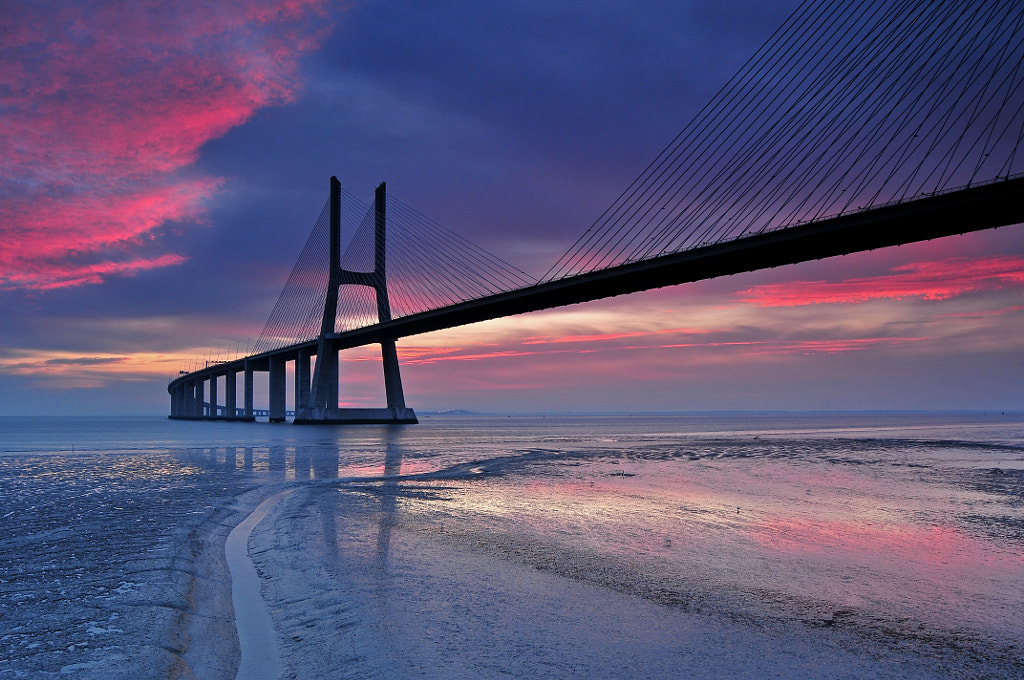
[168,0,1024,423]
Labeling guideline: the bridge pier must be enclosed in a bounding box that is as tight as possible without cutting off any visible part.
[209,375,218,418]
[226,369,237,417]
[184,380,194,417]
[296,349,311,415]
[381,339,407,412]
[195,379,205,417]
[170,384,179,417]
[244,361,254,419]
[269,355,287,422]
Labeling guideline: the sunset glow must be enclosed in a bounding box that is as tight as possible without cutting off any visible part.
[739,256,1024,307]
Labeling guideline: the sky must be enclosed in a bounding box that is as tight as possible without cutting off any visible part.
[1,0,1022,416]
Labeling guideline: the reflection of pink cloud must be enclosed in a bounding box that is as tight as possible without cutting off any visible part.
[739,256,1024,307]
[0,1,331,291]
[752,517,1024,570]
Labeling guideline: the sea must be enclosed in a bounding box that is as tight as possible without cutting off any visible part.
[1,412,1022,679]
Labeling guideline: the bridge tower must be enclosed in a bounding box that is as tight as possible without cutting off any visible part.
[295,177,417,424]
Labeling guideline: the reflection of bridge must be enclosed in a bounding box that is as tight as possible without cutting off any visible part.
[169,0,1024,423]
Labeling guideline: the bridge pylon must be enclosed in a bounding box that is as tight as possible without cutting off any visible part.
[294,177,417,424]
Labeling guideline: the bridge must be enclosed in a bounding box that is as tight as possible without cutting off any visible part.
[168,0,1024,423]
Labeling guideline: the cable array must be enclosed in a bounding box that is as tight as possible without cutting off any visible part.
[333,193,536,333]
[252,199,330,354]
[254,189,536,350]
[252,192,374,353]
[544,0,1024,280]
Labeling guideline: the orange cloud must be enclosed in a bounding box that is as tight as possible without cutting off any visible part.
[0,349,188,388]
[390,332,913,372]
[738,256,1024,307]
[0,1,331,291]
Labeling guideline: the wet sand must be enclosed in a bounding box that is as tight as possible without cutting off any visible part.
[4,414,1022,679]
[238,474,1024,680]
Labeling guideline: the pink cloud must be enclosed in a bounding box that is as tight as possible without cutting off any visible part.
[738,256,1024,307]
[522,327,711,345]
[401,348,553,366]
[391,333,912,373]
[16,254,190,291]
[737,337,925,356]
[637,336,922,356]
[0,0,331,291]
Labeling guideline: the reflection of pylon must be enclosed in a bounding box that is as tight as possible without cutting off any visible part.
[297,177,416,424]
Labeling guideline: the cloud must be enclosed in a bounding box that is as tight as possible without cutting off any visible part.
[935,304,1024,320]
[0,349,184,389]
[0,0,331,291]
[5,254,189,291]
[738,256,1024,307]
[522,327,711,345]
[43,357,127,367]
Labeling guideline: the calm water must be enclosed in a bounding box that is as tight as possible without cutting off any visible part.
[1,413,1023,678]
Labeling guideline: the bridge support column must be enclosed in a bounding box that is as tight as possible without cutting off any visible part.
[325,349,338,410]
[185,381,195,417]
[294,178,415,425]
[269,355,287,422]
[381,339,406,412]
[226,369,237,418]
[296,349,311,415]
[244,360,254,419]
[193,379,204,417]
[209,375,219,418]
